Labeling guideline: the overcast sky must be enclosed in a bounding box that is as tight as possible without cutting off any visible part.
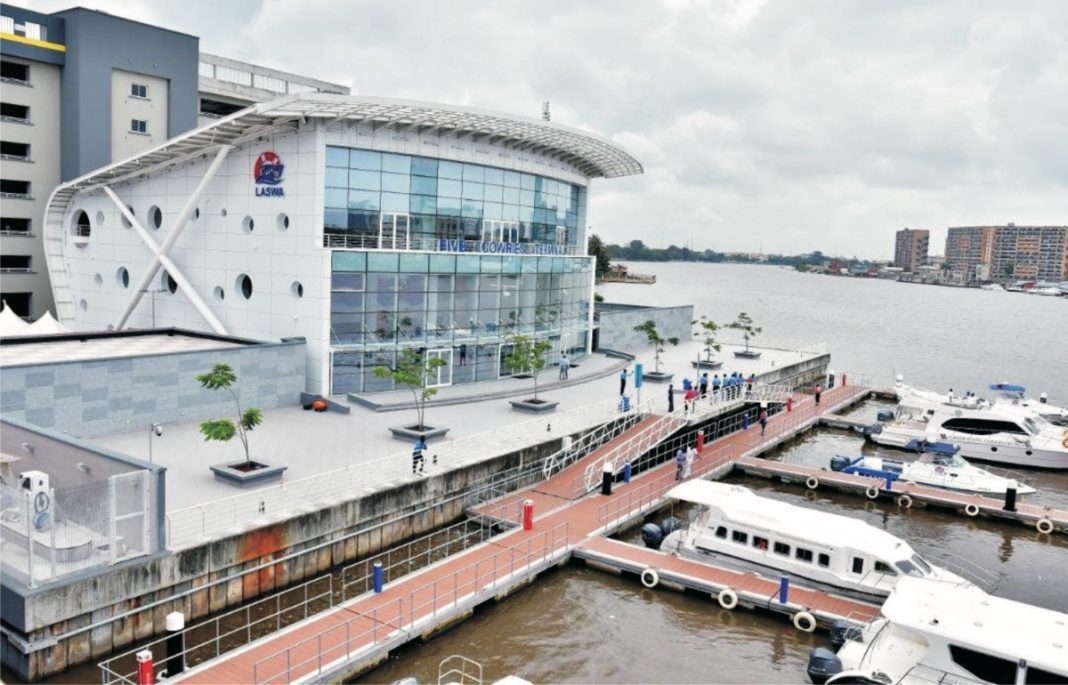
[17,0,1068,258]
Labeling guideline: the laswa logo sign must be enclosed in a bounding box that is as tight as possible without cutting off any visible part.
[254,151,285,197]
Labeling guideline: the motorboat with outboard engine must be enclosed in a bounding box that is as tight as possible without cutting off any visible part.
[645,481,966,601]
[830,440,1035,496]
[869,382,1068,469]
[806,576,1068,684]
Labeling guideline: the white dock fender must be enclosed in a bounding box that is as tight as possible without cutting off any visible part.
[865,485,880,500]
[793,610,817,633]
[805,475,820,490]
[896,494,913,509]
[640,567,660,588]
[1036,518,1054,535]
[964,503,980,517]
[718,588,739,610]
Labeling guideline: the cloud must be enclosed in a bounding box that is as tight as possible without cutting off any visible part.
[14,0,1068,257]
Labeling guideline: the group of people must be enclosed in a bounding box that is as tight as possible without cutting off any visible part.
[666,371,759,416]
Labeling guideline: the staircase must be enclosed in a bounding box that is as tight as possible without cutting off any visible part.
[43,187,78,322]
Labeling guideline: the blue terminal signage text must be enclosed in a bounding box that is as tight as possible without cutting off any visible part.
[438,239,565,255]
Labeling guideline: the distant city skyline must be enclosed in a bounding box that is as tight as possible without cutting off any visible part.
[10,0,1068,259]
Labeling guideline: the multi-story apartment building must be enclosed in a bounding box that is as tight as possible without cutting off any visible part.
[945,224,1067,282]
[0,5,347,320]
[893,228,929,272]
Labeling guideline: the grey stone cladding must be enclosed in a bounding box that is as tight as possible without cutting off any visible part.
[595,303,694,353]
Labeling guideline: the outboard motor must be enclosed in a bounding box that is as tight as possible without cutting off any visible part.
[876,409,894,422]
[830,456,851,472]
[806,647,843,685]
[641,522,664,549]
[830,619,863,648]
[862,424,882,436]
[660,516,683,537]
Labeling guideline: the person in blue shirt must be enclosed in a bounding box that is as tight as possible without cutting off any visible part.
[712,374,722,397]
[699,373,709,399]
[620,367,631,396]
[412,436,427,474]
[675,448,687,480]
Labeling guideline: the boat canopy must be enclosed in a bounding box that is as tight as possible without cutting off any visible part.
[905,439,960,456]
[990,383,1026,394]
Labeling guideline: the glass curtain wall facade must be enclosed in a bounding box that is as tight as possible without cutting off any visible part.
[324,146,582,248]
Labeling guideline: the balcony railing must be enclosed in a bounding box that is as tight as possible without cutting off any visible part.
[323,232,585,256]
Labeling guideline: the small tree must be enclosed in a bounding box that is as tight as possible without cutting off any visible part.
[373,348,447,430]
[197,363,263,466]
[588,233,611,278]
[728,312,762,354]
[692,316,721,361]
[633,319,679,373]
[504,335,554,400]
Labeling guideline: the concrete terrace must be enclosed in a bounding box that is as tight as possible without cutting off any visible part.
[91,341,825,514]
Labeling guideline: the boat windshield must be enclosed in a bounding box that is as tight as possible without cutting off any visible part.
[1022,417,1040,435]
[927,453,967,468]
[896,554,934,577]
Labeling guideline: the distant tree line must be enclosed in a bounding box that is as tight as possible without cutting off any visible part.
[605,240,831,268]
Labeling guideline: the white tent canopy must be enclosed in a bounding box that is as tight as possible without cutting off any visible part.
[26,310,70,336]
[0,301,31,337]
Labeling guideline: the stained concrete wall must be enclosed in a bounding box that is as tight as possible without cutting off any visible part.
[0,337,305,439]
[595,303,694,352]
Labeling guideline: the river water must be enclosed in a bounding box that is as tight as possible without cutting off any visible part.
[358,263,1068,684]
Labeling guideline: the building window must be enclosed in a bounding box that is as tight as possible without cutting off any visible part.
[0,102,30,123]
[130,119,148,134]
[130,83,148,98]
[0,255,32,273]
[1,292,31,317]
[0,60,30,84]
[0,217,31,235]
[0,179,31,198]
[0,141,30,161]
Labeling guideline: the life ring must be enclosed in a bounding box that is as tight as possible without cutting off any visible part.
[1036,518,1054,535]
[865,486,880,500]
[793,610,817,633]
[718,588,739,610]
[805,476,820,490]
[896,494,913,509]
[640,568,659,588]
[964,503,980,517]
[1062,432,1068,449]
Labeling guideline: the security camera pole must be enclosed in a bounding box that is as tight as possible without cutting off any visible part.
[148,423,163,464]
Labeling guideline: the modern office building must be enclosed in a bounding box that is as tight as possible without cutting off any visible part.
[41,95,642,394]
[945,224,1067,282]
[893,228,929,272]
[0,5,347,320]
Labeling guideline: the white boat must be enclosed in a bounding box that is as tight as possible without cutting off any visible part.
[649,481,967,601]
[830,441,1036,497]
[870,383,1068,469]
[978,283,1004,291]
[809,576,1068,684]
[1029,286,1063,296]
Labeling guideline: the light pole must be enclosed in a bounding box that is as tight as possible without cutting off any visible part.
[148,423,163,464]
[141,287,168,328]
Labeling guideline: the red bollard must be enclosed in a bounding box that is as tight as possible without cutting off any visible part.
[696,431,705,453]
[137,650,155,685]
[842,374,848,387]
[786,397,794,412]
[522,499,534,531]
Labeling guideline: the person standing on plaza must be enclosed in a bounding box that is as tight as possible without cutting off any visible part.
[699,373,709,399]
[685,385,697,415]
[675,447,687,480]
[620,367,630,396]
[712,374,721,399]
[759,407,769,436]
[814,383,823,407]
[558,353,569,380]
[667,383,675,413]
[684,445,695,478]
[412,436,428,474]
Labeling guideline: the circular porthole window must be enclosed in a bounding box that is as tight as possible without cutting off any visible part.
[122,205,134,229]
[93,273,103,286]
[213,286,225,301]
[71,209,91,240]
[277,213,290,231]
[162,272,178,294]
[117,267,130,289]
[242,216,255,233]
[291,281,304,298]
[193,207,201,221]
[95,211,105,226]
[236,273,253,299]
[220,208,228,218]
[79,299,88,311]
[149,206,163,230]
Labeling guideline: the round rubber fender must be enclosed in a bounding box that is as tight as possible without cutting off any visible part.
[793,610,817,633]
[964,503,980,517]
[1036,518,1054,535]
[640,568,659,589]
[718,587,739,610]
[896,494,913,509]
[865,485,880,500]
[805,475,820,490]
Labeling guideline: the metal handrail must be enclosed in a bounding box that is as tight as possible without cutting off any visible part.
[439,654,484,685]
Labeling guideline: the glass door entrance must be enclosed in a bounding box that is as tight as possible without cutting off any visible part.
[379,212,411,249]
[426,348,452,387]
[498,342,516,378]
[482,220,520,243]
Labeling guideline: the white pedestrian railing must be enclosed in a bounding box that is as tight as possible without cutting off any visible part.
[165,397,641,549]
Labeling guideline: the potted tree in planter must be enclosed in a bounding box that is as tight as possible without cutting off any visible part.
[374,348,450,440]
[634,319,679,382]
[728,311,763,359]
[504,335,558,412]
[692,316,723,369]
[198,364,285,487]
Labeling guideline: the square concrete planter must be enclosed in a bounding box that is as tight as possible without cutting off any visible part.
[692,359,724,369]
[389,425,450,441]
[210,461,287,487]
[643,371,673,383]
[509,398,559,413]
[733,350,762,359]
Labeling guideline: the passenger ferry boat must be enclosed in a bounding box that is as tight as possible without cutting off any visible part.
[830,441,1036,497]
[870,384,1068,469]
[654,481,966,600]
[811,576,1068,685]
